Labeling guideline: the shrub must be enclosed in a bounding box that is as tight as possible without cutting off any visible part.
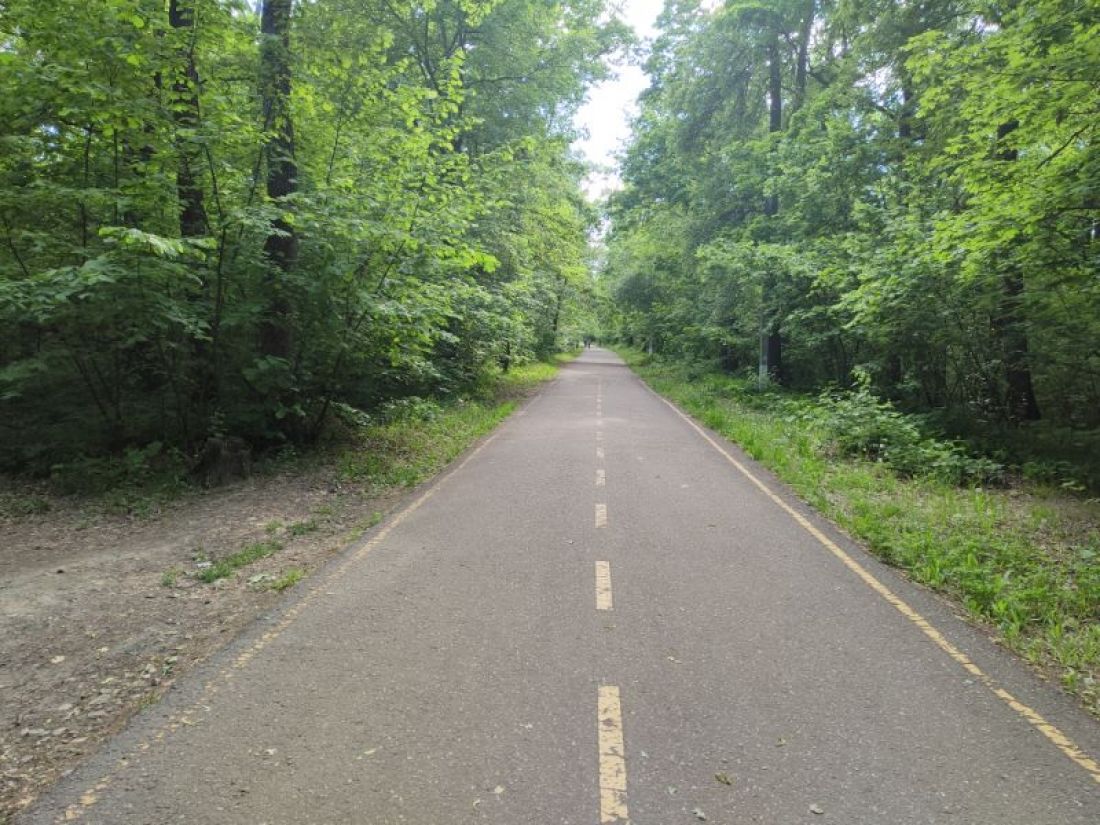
[820,389,1003,486]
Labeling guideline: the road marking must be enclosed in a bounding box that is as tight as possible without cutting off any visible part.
[596,468,606,487]
[596,446,605,460]
[651,389,1100,785]
[597,686,630,824]
[595,503,607,528]
[596,430,604,442]
[595,561,613,610]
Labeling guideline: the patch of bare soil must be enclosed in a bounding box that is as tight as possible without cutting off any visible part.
[0,469,402,820]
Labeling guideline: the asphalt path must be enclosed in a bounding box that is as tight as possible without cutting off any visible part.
[21,348,1100,824]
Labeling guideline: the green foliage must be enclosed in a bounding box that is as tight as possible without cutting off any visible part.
[335,359,557,491]
[378,397,445,425]
[270,568,304,592]
[45,441,189,516]
[819,389,1004,485]
[196,539,282,584]
[604,0,1100,479]
[0,0,622,477]
[160,568,181,588]
[286,519,318,537]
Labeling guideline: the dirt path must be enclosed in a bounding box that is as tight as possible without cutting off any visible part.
[0,467,402,820]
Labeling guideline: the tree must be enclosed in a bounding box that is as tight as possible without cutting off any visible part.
[606,0,1099,440]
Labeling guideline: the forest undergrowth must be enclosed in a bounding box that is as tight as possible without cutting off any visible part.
[0,358,565,523]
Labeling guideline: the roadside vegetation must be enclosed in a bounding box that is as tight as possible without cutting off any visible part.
[0,0,619,483]
[625,350,1100,716]
[0,357,563,523]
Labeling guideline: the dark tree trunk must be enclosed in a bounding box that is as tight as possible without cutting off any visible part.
[767,39,783,135]
[259,0,297,361]
[884,352,902,390]
[793,0,814,111]
[993,120,1040,422]
[995,269,1041,422]
[766,325,783,382]
[719,343,736,373]
[897,69,915,143]
[169,0,207,239]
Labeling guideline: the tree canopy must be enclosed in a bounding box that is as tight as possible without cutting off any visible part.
[0,0,627,471]
[605,0,1099,453]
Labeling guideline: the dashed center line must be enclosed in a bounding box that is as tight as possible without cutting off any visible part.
[596,468,606,487]
[595,561,613,610]
[597,686,630,824]
[596,446,605,460]
[595,503,607,528]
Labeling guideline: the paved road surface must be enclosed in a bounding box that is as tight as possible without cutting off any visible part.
[22,349,1100,824]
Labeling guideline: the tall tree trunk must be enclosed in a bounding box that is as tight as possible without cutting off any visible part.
[759,33,783,387]
[793,0,814,111]
[897,74,914,143]
[882,69,916,397]
[169,0,207,239]
[259,0,297,361]
[993,120,1040,422]
[166,0,213,445]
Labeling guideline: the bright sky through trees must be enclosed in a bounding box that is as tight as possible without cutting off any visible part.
[573,0,663,197]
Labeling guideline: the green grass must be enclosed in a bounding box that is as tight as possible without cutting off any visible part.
[196,539,283,584]
[0,490,51,518]
[160,568,180,588]
[287,518,319,537]
[269,568,304,592]
[622,349,1100,715]
[336,360,564,491]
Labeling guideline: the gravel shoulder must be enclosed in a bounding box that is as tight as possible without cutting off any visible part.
[0,466,409,819]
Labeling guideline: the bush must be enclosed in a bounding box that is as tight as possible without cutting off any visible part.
[820,389,1003,486]
[50,442,187,496]
[378,396,445,424]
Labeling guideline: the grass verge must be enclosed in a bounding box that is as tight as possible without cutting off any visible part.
[196,540,282,583]
[335,360,561,489]
[622,349,1100,716]
[269,568,304,592]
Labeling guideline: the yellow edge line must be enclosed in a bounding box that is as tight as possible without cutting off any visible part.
[597,686,630,824]
[651,389,1100,785]
[57,421,515,822]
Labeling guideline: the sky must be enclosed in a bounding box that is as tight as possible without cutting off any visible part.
[572,0,665,199]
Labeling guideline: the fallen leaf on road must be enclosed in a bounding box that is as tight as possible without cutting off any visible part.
[714,772,733,785]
